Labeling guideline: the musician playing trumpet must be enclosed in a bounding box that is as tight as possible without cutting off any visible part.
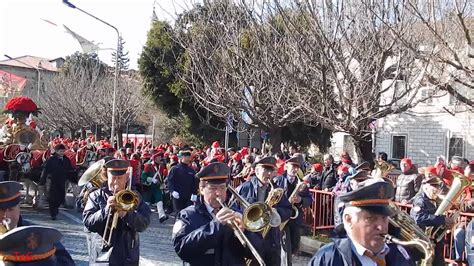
[83,159,151,265]
[275,157,313,265]
[172,162,249,265]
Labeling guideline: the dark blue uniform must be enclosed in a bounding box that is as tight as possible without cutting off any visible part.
[18,217,75,266]
[410,192,446,266]
[309,238,415,266]
[173,197,248,266]
[275,173,313,261]
[168,162,198,212]
[234,176,292,266]
[83,186,151,265]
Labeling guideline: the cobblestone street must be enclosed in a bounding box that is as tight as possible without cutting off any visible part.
[21,200,311,265]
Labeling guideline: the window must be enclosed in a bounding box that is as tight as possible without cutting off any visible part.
[448,137,464,161]
[391,135,407,159]
[421,89,433,104]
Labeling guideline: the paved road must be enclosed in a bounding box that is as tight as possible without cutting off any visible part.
[20,197,311,265]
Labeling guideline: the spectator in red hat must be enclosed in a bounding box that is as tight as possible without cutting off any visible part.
[394,158,422,204]
[332,165,350,196]
[230,152,243,178]
[304,163,323,188]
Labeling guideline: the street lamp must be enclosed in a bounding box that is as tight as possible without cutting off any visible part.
[62,0,120,147]
[4,54,43,100]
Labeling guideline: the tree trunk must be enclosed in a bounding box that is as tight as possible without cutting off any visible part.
[117,127,124,148]
[353,137,373,164]
[269,127,282,154]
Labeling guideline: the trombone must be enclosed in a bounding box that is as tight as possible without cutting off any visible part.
[216,197,266,266]
[103,167,140,248]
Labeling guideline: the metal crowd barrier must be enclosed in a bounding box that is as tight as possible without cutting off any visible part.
[304,189,473,264]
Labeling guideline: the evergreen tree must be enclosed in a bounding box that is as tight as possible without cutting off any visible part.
[111,36,130,72]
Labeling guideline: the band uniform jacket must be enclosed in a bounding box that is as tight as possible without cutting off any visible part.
[173,197,248,266]
[234,176,292,253]
[167,162,198,202]
[83,186,151,265]
[309,238,415,266]
[18,217,75,266]
[274,173,313,225]
[410,192,445,230]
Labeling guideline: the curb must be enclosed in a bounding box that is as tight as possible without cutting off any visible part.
[300,236,328,256]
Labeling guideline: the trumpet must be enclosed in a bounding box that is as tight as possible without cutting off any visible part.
[216,198,265,266]
[103,168,140,248]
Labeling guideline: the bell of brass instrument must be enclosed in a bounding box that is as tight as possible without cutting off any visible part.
[373,160,395,179]
[261,182,284,238]
[78,159,107,187]
[425,170,468,242]
[227,185,271,232]
[388,202,434,265]
[216,198,266,266]
[103,168,140,248]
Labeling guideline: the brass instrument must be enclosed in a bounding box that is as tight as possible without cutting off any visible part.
[103,168,140,248]
[261,182,284,238]
[216,198,265,266]
[78,159,107,187]
[0,218,11,234]
[373,160,395,181]
[384,234,433,266]
[227,185,272,232]
[388,202,434,265]
[425,171,468,242]
[279,179,308,231]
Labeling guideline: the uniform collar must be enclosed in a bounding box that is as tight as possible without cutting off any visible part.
[351,239,390,258]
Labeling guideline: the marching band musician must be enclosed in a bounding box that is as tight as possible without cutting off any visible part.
[141,152,169,223]
[0,181,74,265]
[275,157,313,265]
[310,179,415,266]
[235,156,292,266]
[410,173,455,266]
[172,162,249,265]
[83,159,151,265]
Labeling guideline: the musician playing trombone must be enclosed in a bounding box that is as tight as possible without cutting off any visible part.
[83,159,151,265]
[275,157,313,265]
[234,156,292,266]
[172,162,249,265]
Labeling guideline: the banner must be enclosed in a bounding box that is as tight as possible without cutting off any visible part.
[0,70,27,96]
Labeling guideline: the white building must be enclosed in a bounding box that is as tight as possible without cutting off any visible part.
[375,93,473,166]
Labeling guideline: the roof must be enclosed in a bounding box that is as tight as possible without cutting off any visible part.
[0,56,62,72]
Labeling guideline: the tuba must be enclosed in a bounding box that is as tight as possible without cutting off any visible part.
[102,168,140,248]
[387,202,434,266]
[78,159,108,187]
[425,170,468,242]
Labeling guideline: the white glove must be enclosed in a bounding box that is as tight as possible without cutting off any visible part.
[172,191,180,199]
[190,194,197,202]
[146,177,153,183]
[152,178,158,184]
